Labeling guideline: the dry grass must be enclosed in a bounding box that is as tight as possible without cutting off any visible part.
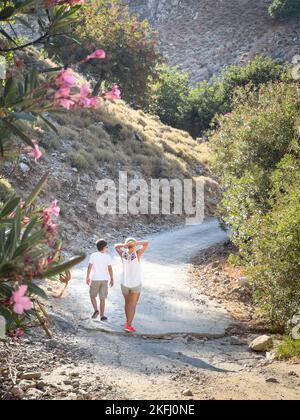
[19,47,212,181]
[50,99,212,180]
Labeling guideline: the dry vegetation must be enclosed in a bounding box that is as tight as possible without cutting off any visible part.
[1,48,219,252]
[46,100,213,180]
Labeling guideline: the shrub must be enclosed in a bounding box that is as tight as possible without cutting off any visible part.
[269,0,300,19]
[211,81,300,327]
[248,170,300,326]
[51,0,162,106]
[180,79,226,138]
[146,56,285,137]
[0,176,85,335]
[146,65,190,128]
[277,337,300,360]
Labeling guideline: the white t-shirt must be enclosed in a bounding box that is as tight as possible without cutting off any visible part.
[89,252,112,281]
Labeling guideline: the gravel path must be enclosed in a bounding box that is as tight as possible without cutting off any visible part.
[64,219,230,337]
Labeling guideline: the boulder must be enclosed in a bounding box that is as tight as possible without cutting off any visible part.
[21,371,42,380]
[249,335,273,352]
[291,325,300,340]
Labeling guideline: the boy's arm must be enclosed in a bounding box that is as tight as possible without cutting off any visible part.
[108,265,114,288]
[86,263,92,285]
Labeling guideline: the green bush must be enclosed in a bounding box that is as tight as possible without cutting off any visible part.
[269,0,300,19]
[146,56,285,137]
[248,161,300,327]
[277,337,300,360]
[146,65,190,128]
[211,81,300,327]
[51,0,162,107]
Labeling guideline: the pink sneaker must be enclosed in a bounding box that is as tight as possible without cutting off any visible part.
[124,322,136,333]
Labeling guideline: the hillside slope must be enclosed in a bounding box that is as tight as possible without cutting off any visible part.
[127,0,300,82]
[2,49,218,253]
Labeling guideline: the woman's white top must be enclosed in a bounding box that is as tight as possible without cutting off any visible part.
[121,251,143,288]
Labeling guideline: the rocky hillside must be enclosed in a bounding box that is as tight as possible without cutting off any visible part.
[2,49,218,253]
[127,0,300,83]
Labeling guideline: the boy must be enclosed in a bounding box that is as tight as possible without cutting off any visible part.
[86,239,114,321]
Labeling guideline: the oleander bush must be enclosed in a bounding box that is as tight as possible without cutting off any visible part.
[50,0,162,106]
[0,0,121,336]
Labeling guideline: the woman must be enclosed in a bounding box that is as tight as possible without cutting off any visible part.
[115,238,149,333]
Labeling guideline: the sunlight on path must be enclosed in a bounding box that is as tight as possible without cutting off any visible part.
[66,220,231,337]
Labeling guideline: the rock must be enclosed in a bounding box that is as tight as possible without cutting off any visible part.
[21,371,42,380]
[290,314,300,326]
[25,388,44,399]
[265,378,279,384]
[19,162,30,173]
[249,336,273,352]
[230,336,244,346]
[11,386,24,398]
[47,339,59,349]
[288,371,299,377]
[182,389,193,397]
[238,276,250,287]
[18,380,37,391]
[36,381,46,390]
[291,325,300,340]
[63,380,72,385]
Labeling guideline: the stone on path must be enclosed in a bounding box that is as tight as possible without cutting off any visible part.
[21,371,42,380]
[249,336,273,352]
[182,389,193,397]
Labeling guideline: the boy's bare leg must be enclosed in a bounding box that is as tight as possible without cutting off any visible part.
[100,299,106,318]
[91,297,98,312]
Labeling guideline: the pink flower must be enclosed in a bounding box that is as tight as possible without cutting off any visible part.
[89,97,98,108]
[59,98,75,109]
[32,141,42,162]
[7,328,25,340]
[105,84,121,101]
[55,86,71,98]
[56,69,77,89]
[47,200,60,218]
[83,49,106,63]
[80,83,91,97]
[10,285,33,315]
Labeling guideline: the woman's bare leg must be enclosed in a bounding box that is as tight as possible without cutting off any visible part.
[124,294,131,323]
[127,293,140,326]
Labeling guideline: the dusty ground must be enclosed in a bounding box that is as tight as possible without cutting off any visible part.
[1,234,299,401]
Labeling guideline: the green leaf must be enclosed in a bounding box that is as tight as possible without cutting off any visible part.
[26,173,49,207]
[43,255,86,279]
[25,282,48,300]
[9,112,35,122]
[3,121,35,148]
[0,196,20,218]
[39,115,58,134]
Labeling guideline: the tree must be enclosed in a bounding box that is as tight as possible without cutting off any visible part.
[0,0,119,336]
[269,0,300,19]
[50,0,162,106]
[211,81,300,327]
